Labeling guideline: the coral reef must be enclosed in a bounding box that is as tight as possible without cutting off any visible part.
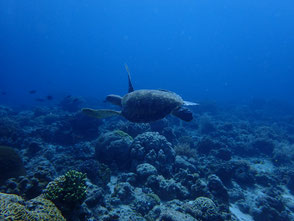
[0,175,44,200]
[146,175,189,200]
[184,197,221,221]
[44,170,87,204]
[0,146,26,185]
[94,130,133,169]
[130,132,176,176]
[79,160,111,187]
[0,100,294,220]
[0,192,65,220]
[43,170,87,219]
[174,142,196,157]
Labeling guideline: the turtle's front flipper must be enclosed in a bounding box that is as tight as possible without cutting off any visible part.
[125,63,134,92]
[82,108,121,119]
[105,94,123,107]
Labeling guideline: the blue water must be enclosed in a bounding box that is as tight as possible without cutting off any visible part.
[1,0,294,107]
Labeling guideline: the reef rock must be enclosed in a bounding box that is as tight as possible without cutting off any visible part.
[130,132,176,176]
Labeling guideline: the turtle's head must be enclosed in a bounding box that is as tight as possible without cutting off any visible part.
[105,94,122,107]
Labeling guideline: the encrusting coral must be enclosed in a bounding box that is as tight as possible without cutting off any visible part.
[0,192,65,220]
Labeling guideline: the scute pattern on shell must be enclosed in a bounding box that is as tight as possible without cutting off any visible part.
[121,89,184,122]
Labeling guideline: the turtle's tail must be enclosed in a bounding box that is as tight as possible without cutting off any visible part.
[82,108,121,119]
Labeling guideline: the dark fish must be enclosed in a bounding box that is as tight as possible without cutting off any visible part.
[47,95,53,100]
[73,98,79,102]
[35,98,45,102]
[29,90,37,94]
[1,91,6,95]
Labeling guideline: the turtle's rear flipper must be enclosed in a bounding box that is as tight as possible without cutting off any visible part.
[82,108,121,119]
[172,107,193,122]
[183,101,199,106]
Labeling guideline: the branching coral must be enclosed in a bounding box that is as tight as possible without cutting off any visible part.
[43,170,87,207]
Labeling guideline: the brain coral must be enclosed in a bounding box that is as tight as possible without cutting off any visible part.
[0,192,65,221]
[94,130,133,168]
[185,196,220,221]
[0,145,25,185]
[130,132,176,176]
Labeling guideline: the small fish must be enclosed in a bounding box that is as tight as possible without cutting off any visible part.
[35,98,45,102]
[29,90,37,94]
[1,91,6,95]
[47,95,53,100]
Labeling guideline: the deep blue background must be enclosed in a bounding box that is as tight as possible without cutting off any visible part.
[1,0,294,107]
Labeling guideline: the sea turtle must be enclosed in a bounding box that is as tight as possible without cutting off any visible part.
[82,65,198,123]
